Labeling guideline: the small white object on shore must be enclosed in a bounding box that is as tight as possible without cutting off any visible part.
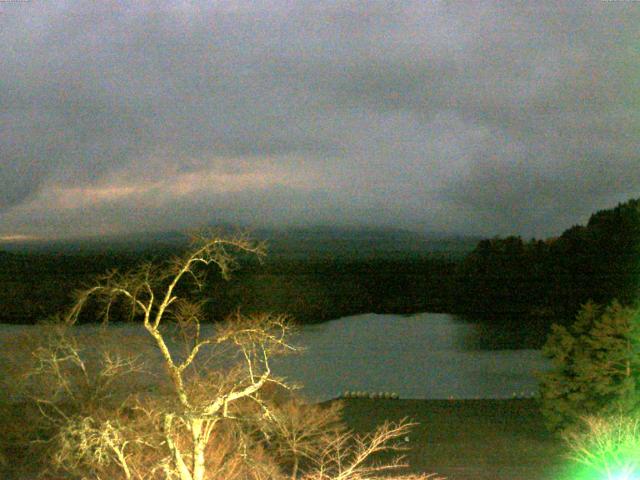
[339,390,400,399]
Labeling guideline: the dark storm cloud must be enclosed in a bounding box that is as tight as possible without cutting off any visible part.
[0,1,347,203]
[0,1,638,238]
[306,2,640,224]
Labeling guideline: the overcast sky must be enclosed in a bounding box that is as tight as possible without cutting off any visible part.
[1,1,638,241]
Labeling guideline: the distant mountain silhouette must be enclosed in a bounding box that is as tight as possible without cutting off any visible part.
[0,225,480,258]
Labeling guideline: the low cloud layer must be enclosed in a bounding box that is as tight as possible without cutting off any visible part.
[1,1,638,240]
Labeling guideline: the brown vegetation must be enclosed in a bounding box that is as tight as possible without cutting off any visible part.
[1,233,442,480]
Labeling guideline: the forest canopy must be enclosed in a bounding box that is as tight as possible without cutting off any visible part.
[455,198,640,328]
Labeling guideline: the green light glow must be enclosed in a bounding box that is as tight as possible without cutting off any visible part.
[560,415,640,480]
[610,470,639,480]
[559,463,640,480]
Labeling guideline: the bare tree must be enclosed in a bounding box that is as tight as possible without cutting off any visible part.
[60,233,293,480]
[258,397,346,479]
[304,419,446,480]
[21,232,443,480]
[21,319,161,479]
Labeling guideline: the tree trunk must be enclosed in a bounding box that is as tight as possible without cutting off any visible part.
[192,418,207,480]
[164,414,193,480]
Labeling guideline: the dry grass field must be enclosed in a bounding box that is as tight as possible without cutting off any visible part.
[337,398,570,480]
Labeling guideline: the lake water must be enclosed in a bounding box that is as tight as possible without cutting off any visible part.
[0,313,550,402]
[272,313,550,402]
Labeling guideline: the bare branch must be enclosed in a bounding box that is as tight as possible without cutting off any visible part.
[19,232,444,480]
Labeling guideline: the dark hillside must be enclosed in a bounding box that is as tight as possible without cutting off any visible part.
[454,198,640,336]
[0,228,472,325]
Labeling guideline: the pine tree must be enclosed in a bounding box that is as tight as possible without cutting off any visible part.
[538,300,640,432]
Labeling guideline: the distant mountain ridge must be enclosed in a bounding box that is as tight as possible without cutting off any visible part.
[0,226,481,258]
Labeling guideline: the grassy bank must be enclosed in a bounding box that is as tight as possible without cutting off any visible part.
[336,398,569,480]
[1,397,576,480]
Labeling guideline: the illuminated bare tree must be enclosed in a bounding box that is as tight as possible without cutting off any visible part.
[21,232,443,480]
[58,234,293,480]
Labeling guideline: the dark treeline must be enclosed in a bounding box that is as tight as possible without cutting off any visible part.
[204,256,457,324]
[0,249,458,325]
[1,198,638,343]
[0,250,156,325]
[453,198,640,334]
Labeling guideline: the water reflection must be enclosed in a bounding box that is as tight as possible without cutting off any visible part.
[455,313,551,350]
[272,313,550,402]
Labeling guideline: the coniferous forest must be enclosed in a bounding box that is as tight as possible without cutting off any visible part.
[454,198,640,331]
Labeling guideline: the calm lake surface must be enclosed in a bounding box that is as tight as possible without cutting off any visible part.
[0,313,550,402]
[273,313,550,402]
